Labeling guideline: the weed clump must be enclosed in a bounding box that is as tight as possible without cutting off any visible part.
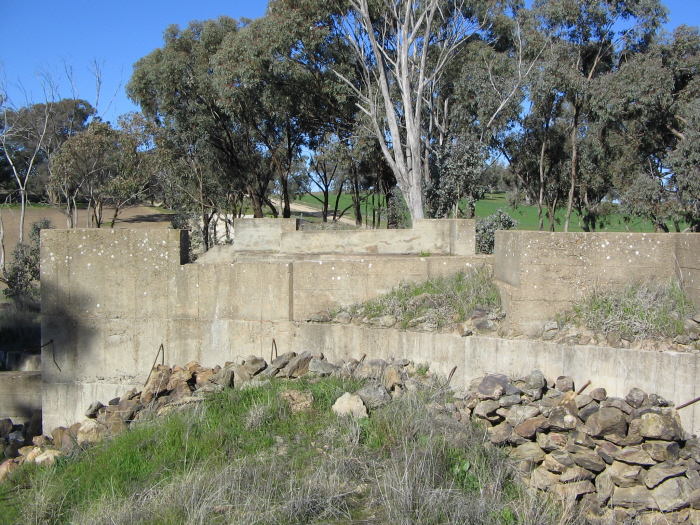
[344,267,502,329]
[572,279,693,339]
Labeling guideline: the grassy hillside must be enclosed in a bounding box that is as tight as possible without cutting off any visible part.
[0,376,577,525]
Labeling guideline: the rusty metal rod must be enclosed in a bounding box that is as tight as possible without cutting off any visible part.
[447,366,457,385]
[677,396,700,410]
[576,380,592,396]
[143,343,165,389]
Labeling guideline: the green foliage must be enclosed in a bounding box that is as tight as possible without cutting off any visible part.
[344,267,501,328]
[427,135,486,219]
[2,218,54,301]
[572,279,694,338]
[476,208,518,254]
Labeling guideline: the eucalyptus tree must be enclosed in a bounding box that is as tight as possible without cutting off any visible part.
[128,17,277,229]
[531,0,667,231]
[593,25,700,231]
[0,95,93,240]
[214,0,356,219]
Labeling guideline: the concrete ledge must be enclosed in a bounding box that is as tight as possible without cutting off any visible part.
[42,319,700,436]
[233,218,476,256]
[0,371,42,423]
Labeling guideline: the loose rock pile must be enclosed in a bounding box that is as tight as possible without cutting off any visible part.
[0,352,414,482]
[454,371,700,524]
[3,352,700,524]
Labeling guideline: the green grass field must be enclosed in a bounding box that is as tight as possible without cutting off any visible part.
[296,191,684,232]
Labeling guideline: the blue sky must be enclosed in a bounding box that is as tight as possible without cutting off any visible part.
[1,0,698,125]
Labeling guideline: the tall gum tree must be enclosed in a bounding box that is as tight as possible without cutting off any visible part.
[532,0,666,231]
[340,0,538,220]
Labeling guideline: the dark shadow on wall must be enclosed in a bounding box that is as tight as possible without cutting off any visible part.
[40,280,100,388]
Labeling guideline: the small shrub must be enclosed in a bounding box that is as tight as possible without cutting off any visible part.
[476,208,518,254]
[572,279,693,339]
[2,218,55,302]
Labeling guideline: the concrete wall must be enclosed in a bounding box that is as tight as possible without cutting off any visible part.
[233,218,476,256]
[40,227,485,431]
[39,226,700,433]
[0,372,42,422]
[494,231,700,334]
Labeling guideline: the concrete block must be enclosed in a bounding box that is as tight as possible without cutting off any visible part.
[233,218,298,252]
[448,219,477,255]
[0,372,42,423]
[232,261,291,322]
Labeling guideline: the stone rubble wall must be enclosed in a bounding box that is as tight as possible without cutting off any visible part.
[11,351,700,523]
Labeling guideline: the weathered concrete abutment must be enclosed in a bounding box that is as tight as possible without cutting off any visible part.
[494,231,700,334]
[40,223,700,433]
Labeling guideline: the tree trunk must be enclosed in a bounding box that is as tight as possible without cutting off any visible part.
[564,105,581,232]
[19,188,27,244]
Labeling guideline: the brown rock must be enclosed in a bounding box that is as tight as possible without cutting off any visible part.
[645,464,688,489]
[511,442,546,464]
[77,419,107,446]
[0,458,19,483]
[590,388,607,402]
[612,486,660,510]
[142,366,172,404]
[544,453,571,474]
[280,352,313,378]
[32,435,51,447]
[515,416,550,439]
[548,406,578,432]
[506,405,540,427]
[595,470,615,505]
[537,432,562,452]
[474,400,500,419]
[640,412,684,442]
[553,480,596,500]
[615,446,658,466]
[241,356,267,376]
[576,394,593,409]
[477,374,509,400]
[626,388,648,409]
[569,430,596,449]
[608,460,643,488]
[555,376,575,392]
[114,398,141,422]
[569,446,607,472]
[578,400,600,422]
[644,441,681,463]
[550,449,577,468]
[560,466,595,483]
[602,397,634,415]
[530,465,560,491]
[260,352,296,378]
[169,381,194,400]
[166,369,193,390]
[651,478,687,512]
[34,449,63,466]
[488,421,512,445]
[596,441,621,464]
[354,359,388,380]
[587,407,628,437]
[0,419,13,439]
